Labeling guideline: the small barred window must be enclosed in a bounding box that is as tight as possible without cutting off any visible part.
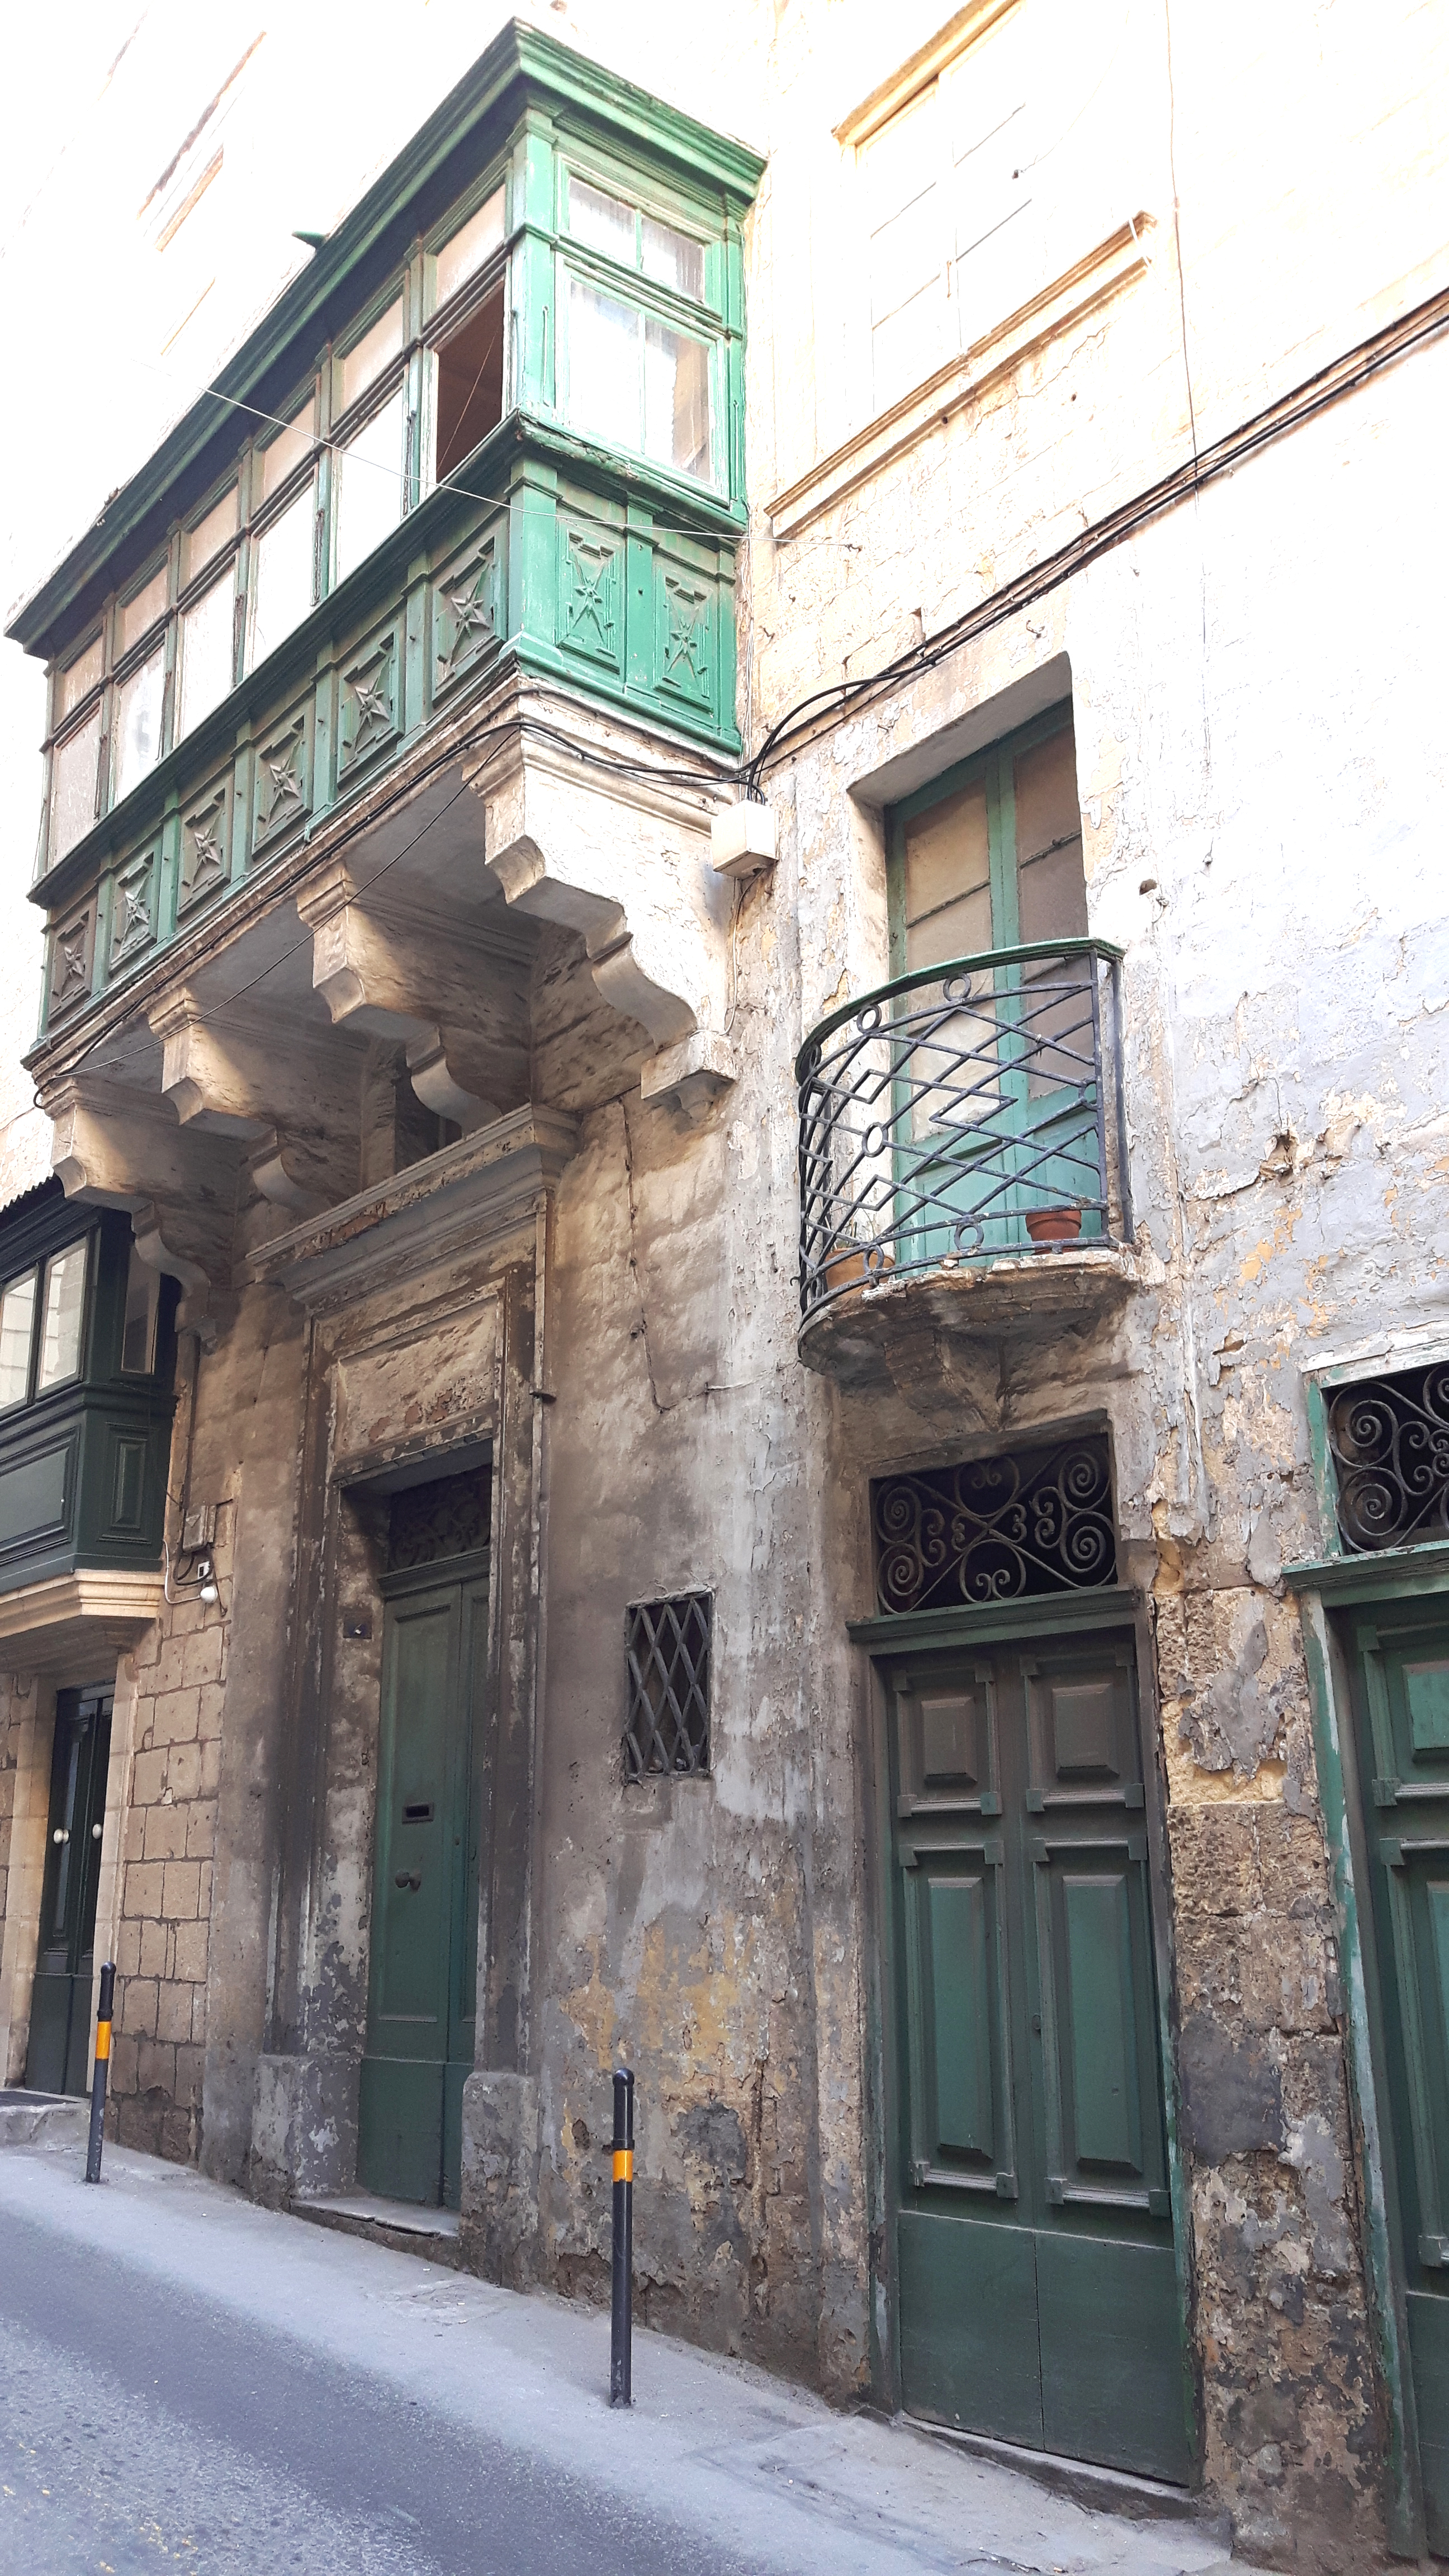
[624,1593,712,1779]
[1327,1361,1449,1554]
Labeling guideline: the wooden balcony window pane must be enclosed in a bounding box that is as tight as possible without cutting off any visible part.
[340,300,404,416]
[114,648,165,802]
[643,315,712,481]
[248,485,315,670]
[904,780,992,972]
[37,1242,88,1393]
[121,1242,160,1375]
[177,572,235,741]
[435,186,505,309]
[569,177,634,266]
[435,287,505,481]
[0,1271,36,1409]
[1015,728,1086,943]
[641,214,704,302]
[334,389,405,586]
[261,404,314,504]
[183,487,237,586]
[120,565,169,654]
[51,710,103,861]
[568,278,641,452]
[58,637,103,722]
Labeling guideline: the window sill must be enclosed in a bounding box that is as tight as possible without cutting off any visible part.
[766,215,1154,542]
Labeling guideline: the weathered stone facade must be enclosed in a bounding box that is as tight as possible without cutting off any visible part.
[1,7,1446,2570]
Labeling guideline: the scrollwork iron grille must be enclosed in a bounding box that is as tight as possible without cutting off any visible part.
[1327,1362,1449,1554]
[624,1593,712,1779]
[872,1438,1117,1612]
[388,1469,491,1570]
[795,940,1129,1318]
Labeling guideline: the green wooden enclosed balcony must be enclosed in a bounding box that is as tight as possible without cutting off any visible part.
[10,27,763,1041]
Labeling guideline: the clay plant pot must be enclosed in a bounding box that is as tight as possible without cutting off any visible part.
[1024,1205,1082,1247]
[822,1243,895,1293]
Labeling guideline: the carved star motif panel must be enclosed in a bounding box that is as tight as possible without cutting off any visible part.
[253,707,312,851]
[558,525,623,675]
[338,626,402,782]
[179,780,233,920]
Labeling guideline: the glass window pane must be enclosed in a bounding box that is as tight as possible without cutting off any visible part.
[120,565,169,654]
[333,390,405,586]
[113,649,166,803]
[262,401,314,503]
[58,636,103,721]
[0,1272,36,1408]
[37,1242,88,1391]
[434,289,505,482]
[183,487,236,586]
[643,316,712,481]
[248,485,315,670]
[121,1242,160,1374]
[641,214,704,302]
[340,300,404,415]
[1015,726,1087,943]
[435,186,505,308]
[569,178,635,266]
[177,572,235,740]
[51,711,103,861]
[567,278,640,452]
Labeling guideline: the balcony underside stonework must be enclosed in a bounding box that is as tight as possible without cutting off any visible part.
[798,1243,1148,1394]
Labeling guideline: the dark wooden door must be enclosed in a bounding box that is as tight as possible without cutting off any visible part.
[887,1628,1191,2480]
[1349,1609,1449,2554]
[26,1687,113,2095]
[358,1569,488,2208]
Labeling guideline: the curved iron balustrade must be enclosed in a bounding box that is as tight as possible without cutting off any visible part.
[795,939,1131,1319]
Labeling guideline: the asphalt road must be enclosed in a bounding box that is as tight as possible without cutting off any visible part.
[0,2205,760,2576]
[0,2142,1236,2576]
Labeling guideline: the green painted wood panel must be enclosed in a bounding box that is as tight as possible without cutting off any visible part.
[26,1688,112,2096]
[888,1631,1192,2483]
[360,1562,489,2210]
[1349,1607,1449,2548]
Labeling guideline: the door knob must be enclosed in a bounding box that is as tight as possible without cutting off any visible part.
[394,1869,422,1891]
[53,1827,69,1844]
[92,1822,103,1840]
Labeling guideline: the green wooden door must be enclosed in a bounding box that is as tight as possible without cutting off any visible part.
[888,709,1098,1261]
[26,1687,113,2096]
[887,1630,1192,2480]
[1349,1610,1449,2554]
[359,1567,488,2208]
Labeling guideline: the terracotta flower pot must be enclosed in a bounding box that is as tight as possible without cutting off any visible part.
[1024,1205,1082,1246]
[822,1243,894,1292]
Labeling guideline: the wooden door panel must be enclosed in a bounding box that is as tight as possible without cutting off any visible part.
[902,1846,1016,2195]
[368,1595,455,2045]
[26,1689,111,2096]
[898,2208,1043,2446]
[1408,2291,1449,2558]
[1031,1837,1168,2214]
[1038,2234,1192,2480]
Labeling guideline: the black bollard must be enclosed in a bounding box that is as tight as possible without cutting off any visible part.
[85,1962,115,2185]
[610,2065,634,2406]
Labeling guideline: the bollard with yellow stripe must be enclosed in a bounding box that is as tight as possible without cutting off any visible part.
[85,1961,115,2185]
[609,2065,635,2406]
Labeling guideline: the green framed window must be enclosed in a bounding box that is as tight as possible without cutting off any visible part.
[887,703,1087,976]
[0,1236,91,1412]
[560,164,722,490]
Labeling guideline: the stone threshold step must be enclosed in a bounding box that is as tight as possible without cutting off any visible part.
[0,2089,89,2147]
[906,2416,1234,2544]
[291,2190,463,2270]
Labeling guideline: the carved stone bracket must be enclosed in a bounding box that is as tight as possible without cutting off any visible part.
[46,1076,239,1339]
[149,991,352,1214]
[464,731,737,1114]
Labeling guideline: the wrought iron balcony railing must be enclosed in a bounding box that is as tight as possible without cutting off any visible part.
[796,939,1131,1321]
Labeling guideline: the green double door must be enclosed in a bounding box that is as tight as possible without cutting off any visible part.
[26,1687,112,2096]
[359,1565,488,2209]
[1349,1608,1449,2555]
[886,1627,1192,2481]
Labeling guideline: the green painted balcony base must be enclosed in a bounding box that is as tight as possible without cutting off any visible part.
[36,421,739,1038]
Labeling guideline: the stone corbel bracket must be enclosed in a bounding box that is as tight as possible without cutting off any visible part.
[46,1075,238,1342]
[297,864,529,1130]
[149,992,337,1216]
[465,731,738,1116]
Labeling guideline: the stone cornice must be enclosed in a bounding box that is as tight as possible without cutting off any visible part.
[0,1570,164,1677]
[766,217,1154,542]
[252,1102,579,1312]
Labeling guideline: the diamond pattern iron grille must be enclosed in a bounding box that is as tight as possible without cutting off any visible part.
[1327,1361,1449,1553]
[872,1437,1117,1613]
[624,1593,712,1779]
[388,1469,490,1571]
